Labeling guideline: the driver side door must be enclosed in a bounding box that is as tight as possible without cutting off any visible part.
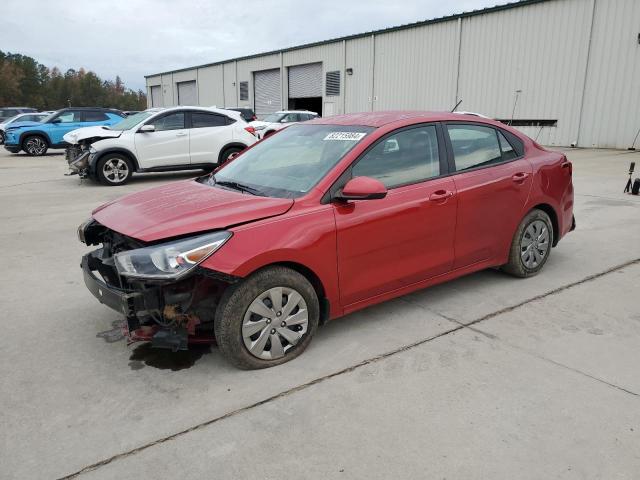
[333,124,457,309]
[134,112,190,168]
[49,110,83,144]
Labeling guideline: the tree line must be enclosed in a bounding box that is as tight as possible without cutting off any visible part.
[0,50,146,111]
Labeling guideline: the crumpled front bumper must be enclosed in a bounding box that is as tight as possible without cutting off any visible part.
[82,252,141,317]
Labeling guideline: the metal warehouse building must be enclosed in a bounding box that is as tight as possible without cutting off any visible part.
[145,0,640,149]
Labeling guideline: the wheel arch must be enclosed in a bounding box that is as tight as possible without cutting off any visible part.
[530,203,559,247]
[218,142,248,164]
[20,130,51,147]
[251,261,331,325]
[90,147,139,176]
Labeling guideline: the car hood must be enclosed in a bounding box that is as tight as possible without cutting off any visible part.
[6,121,41,130]
[249,120,276,129]
[92,179,294,242]
[63,126,122,144]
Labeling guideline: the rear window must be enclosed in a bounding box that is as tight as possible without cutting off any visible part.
[191,112,228,128]
[84,111,109,122]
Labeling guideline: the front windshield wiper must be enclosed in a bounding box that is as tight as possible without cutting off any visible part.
[212,178,263,196]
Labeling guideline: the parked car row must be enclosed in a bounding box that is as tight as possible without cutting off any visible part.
[64,106,257,185]
[78,110,575,369]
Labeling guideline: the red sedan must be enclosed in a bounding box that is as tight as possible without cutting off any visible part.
[79,111,574,369]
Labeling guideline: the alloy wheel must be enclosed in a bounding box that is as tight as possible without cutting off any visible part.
[102,158,129,184]
[242,286,309,360]
[520,219,550,269]
[25,137,47,155]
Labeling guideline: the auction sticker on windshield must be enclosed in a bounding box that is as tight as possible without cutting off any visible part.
[323,132,367,141]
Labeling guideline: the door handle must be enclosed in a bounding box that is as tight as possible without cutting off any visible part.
[429,190,454,202]
[512,172,530,183]
[176,132,187,137]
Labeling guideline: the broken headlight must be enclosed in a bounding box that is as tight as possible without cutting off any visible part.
[114,231,232,280]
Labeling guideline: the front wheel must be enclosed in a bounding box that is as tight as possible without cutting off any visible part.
[23,135,49,156]
[502,209,553,277]
[96,153,133,186]
[214,266,319,369]
[0,131,5,145]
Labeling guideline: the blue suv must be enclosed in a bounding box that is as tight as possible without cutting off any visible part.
[4,107,125,156]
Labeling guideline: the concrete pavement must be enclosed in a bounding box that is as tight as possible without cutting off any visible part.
[0,147,638,479]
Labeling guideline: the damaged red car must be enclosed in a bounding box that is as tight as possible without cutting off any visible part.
[79,111,574,369]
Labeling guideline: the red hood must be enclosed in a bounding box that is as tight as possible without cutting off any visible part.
[92,180,294,242]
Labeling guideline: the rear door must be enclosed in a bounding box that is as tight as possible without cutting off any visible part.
[134,111,189,168]
[82,110,110,128]
[334,123,457,307]
[444,123,532,269]
[188,111,232,165]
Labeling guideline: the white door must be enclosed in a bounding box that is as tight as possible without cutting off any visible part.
[254,69,281,118]
[188,111,231,165]
[177,81,197,106]
[134,112,189,168]
[150,86,162,107]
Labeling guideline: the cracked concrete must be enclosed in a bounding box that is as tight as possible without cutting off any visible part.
[0,147,639,479]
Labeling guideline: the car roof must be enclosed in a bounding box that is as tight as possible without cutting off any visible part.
[308,111,504,128]
[273,110,318,114]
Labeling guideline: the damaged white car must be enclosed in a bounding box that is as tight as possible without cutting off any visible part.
[64,107,257,186]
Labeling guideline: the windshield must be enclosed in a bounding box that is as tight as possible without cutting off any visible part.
[262,113,286,123]
[208,124,373,198]
[108,111,155,131]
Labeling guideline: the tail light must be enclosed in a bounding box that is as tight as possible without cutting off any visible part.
[244,126,256,136]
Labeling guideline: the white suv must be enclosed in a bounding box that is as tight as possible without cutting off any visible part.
[249,110,318,139]
[64,107,257,186]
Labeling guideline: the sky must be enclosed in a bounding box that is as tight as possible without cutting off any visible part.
[2,0,505,91]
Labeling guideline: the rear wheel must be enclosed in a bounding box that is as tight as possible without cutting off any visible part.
[23,135,48,156]
[96,153,133,186]
[0,131,5,145]
[219,146,244,165]
[214,266,319,369]
[503,209,553,277]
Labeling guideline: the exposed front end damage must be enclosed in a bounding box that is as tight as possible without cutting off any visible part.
[80,220,238,351]
[64,127,123,178]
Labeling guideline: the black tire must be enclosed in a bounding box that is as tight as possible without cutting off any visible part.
[263,130,275,138]
[502,208,554,278]
[0,131,5,145]
[214,266,320,369]
[22,135,49,156]
[219,146,244,165]
[96,153,134,186]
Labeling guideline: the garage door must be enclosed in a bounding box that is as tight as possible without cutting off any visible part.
[288,63,322,98]
[254,69,281,117]
[177,81,197,105]
[150,85,162,107]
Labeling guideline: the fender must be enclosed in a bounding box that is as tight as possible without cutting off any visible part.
[218,142,248,163]
[90,147,140,177]
[19,129,53,147]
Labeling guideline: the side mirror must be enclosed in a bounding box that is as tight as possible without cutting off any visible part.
[139,124,155,133]
[336,176,387,201]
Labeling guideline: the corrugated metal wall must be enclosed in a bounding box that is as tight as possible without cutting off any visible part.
[145,0,640,149]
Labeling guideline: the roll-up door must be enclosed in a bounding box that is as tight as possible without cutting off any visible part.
[150,85,162,107]
[177,80,197,105]
[288,63,322,98]
[254,69,281,117]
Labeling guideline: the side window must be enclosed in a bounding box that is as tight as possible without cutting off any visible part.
[447,124,502,171]
[56,111,82,123]
[282,114,297,123]
[84,111,108,122]
[191,112,227,128]
[352,125,440,189]
[498,131,518,161]
[152,112,185,131]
